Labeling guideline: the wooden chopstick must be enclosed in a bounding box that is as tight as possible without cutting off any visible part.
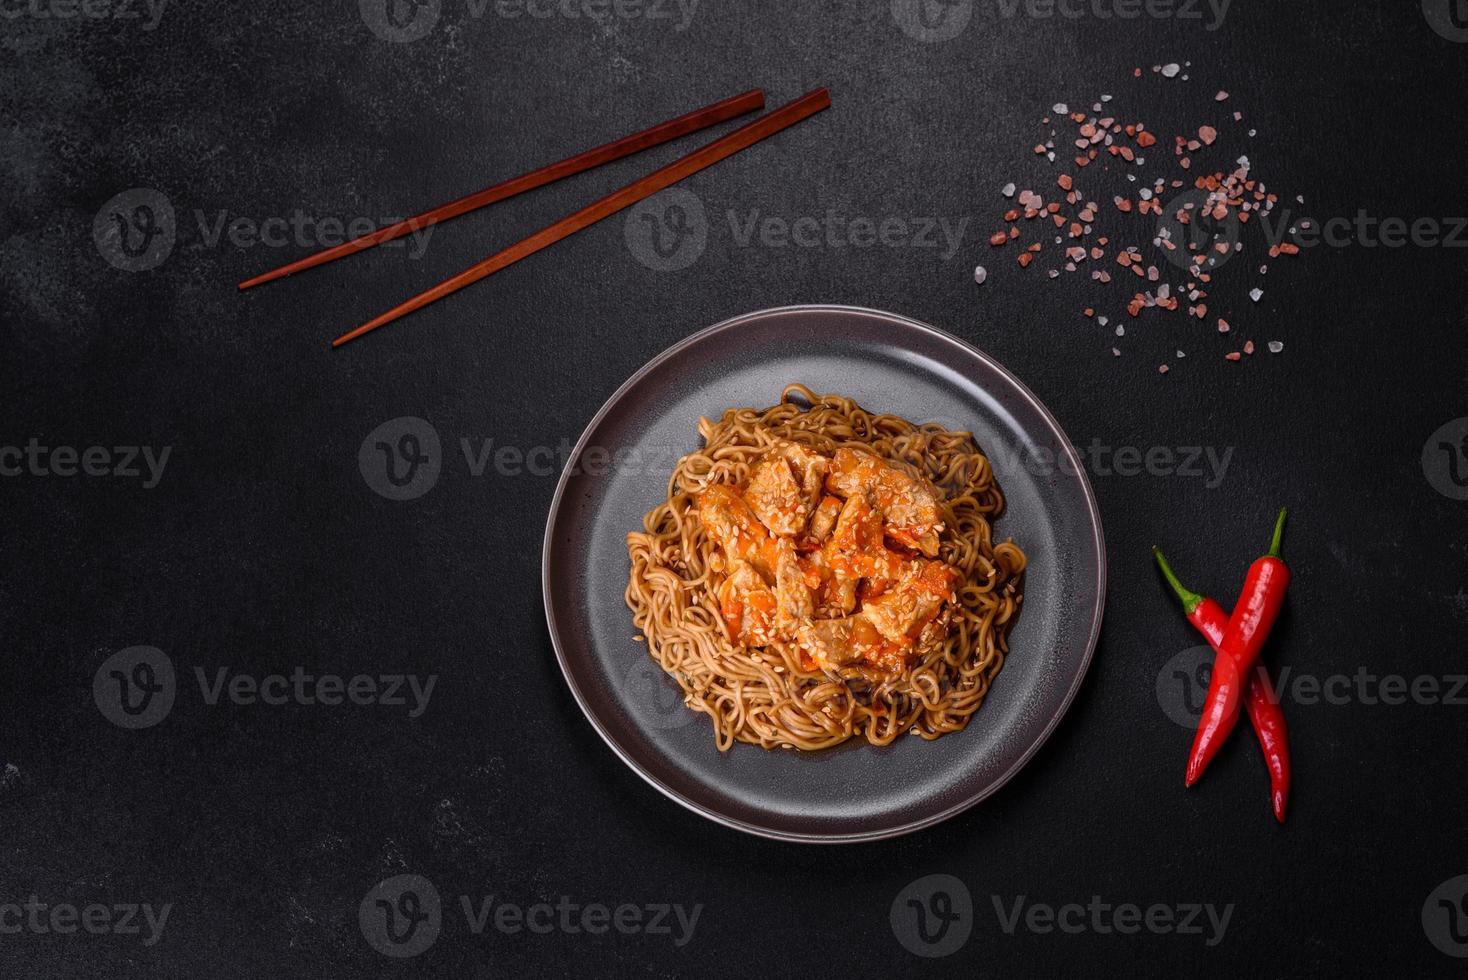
[332,88,831,348]
[237,89,766,291]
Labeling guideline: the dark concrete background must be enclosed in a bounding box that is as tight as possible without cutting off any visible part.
[3,0,1468,975]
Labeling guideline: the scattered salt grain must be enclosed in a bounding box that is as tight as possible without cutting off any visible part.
[982,70,1299,372]
[974,265,987,285]
[1268,341,1284,353]
[1112,347,1121,356]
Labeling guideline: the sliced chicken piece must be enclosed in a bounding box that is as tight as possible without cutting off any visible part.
[796,614,885,672]
[743,441,831,538]
[861,559,962,646]
[824,492,903,582]
[874,469,944,558]
[717,560,779,646]
[825,446,945,557]
[794,546,858,618]
[825,576,858,617]
[696,484,777,575]
[802,495,843,549]
[772,539,814,634]
[776,441,828,513]
[825,446,888,498]
[744,452,809,538]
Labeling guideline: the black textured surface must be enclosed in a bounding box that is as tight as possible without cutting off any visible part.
[3,1,1468,976]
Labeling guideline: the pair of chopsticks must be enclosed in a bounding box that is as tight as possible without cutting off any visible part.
[238,88,831,347]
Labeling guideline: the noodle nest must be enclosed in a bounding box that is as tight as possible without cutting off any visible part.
[624,384,1026,751]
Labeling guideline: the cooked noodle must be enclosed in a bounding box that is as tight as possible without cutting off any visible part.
[624,384,1026,751]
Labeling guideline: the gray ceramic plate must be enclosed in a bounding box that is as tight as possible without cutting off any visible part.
[542,305,1105,843]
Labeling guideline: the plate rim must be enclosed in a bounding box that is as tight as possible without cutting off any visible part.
[541,304,1107,844]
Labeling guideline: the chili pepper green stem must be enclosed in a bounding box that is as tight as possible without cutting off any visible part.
[1152,546,1203,615]
[1268,507,1288,560]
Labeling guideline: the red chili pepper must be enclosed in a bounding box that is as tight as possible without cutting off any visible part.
[1154,549,1291,822]
[1177,509,1291,787]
